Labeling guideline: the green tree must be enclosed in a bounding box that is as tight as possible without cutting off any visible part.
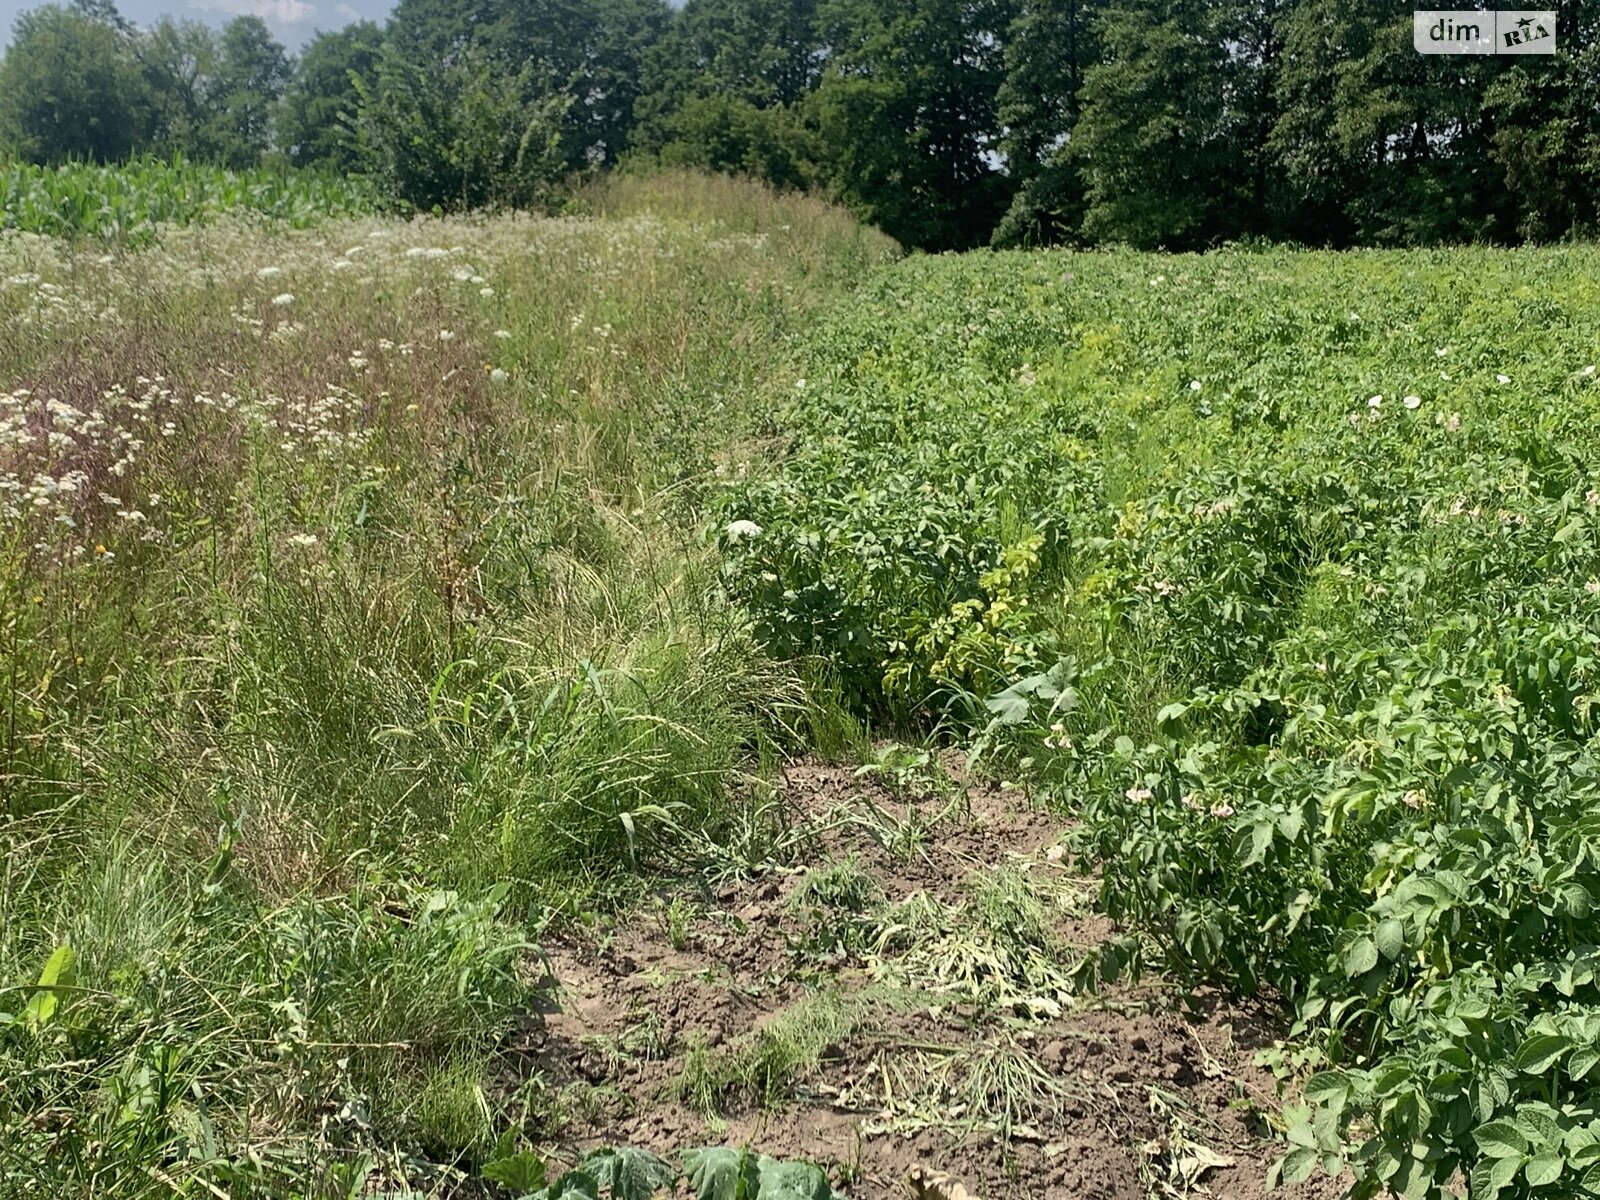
[1482,1,1600,240]
[0,2,151,162]
[1269,0,1512,245]
[382,0,663,169]
[810,0,1015,250]
[196,15,289,168]
[354,40,571,211]
[633,0,822,184]
[278,22,382,171]
[136,17,220,156]
[991,0,1099,246]
[1072,0,1265,249]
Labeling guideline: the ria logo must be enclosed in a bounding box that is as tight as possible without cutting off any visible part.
[1414,9,1557,54]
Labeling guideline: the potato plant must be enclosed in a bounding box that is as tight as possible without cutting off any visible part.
[721,247,1600,1198]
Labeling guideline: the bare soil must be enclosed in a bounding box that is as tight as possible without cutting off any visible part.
[511,756,1342,1200]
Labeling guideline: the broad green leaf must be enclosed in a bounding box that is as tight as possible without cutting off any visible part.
[1375,919,1406,961]
[684,1148,759,1200]
[1570,1047,1600,1081]
[1515,1033,1572,1074]
[579,1147,675,1200]
[1475,1121,1529,1159]
[551,1169,602,1200]
[1344,936,1379,977]
[23,944,75,1029]
[1469,1153,1525,1200]
[1524,1152,1563,1188]
[755,1158,833,1200]
[1279,1146,1318,1185]
[483,1152,548,1193]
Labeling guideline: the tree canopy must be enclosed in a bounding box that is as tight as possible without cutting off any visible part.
[2,0,1597,249]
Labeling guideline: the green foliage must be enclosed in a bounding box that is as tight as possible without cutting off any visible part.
[720,244,1600,1196]
[195,15,289,170]
[0,3,151,163]
[0,155,375,238]
[0,175,892,1194]
[476,1145,837,1200]
[277,23,383,172]
[353,42,571,213]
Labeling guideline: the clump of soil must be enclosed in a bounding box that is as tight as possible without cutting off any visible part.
[511,755,1340,1200]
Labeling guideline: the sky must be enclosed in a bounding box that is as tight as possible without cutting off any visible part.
[0,0,392,49]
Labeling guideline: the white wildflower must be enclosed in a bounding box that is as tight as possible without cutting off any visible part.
[437,329,456,342]
[1189,380,1202,392]
[288,533,318,547]
[489,368,508,382]
[1497,374,1511,385]
[725,519,763,542]
[271,293,295,307]
[493,329,511,339]
[1403,394,1421,410]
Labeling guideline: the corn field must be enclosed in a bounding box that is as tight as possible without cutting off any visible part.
[0,156,377,240]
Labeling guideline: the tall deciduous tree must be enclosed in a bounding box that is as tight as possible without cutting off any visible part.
[1270,0,1512,245]
[992,0,1099,246]
[196,16,289,168]
[278,22,382,171]
[810,0,1015,250]
[1482,0,1600,240]
[1073,0,1264,248]
[136,17,219,157]
[0,2,151,162]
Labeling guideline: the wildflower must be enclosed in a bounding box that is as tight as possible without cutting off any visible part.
[1189,380,1202,392]
[1584,365,1597,377]
[493,330,511,340]
[490,368,509,383]
[1125,786,1153,803]
[437,330,456,342]
[256,266,283,280]
[725,519,763,542]
[271,293,294,307]
[1348,412,1362,428]
[1181,793,1204,812]
[289,533,318,547]
[1367,394,1382,408]
[1209,803,1235,818]
[1402,790,1423,810]
[1587,490,1600,506]
[1435,347,1447,357]
[480,287,495,298]
[331,259,354,271]
[1586,581,1600,595]
[1444,412,1462,432]
[1497,374,1511,385]
[1403,395,1421,410]
[795,378,807,390]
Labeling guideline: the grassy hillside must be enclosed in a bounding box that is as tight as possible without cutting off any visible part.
[0,172,895,1196]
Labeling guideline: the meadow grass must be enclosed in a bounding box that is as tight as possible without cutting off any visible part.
[0,172,896,1197]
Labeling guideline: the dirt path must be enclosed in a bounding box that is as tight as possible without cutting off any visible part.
[513,755,1340,1200]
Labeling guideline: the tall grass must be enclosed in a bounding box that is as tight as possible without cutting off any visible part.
[0,170,896,1196]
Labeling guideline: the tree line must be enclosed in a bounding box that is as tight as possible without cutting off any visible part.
[3,0,1598,251]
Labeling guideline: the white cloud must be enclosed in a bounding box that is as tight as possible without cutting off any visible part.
[191,0,316,24]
